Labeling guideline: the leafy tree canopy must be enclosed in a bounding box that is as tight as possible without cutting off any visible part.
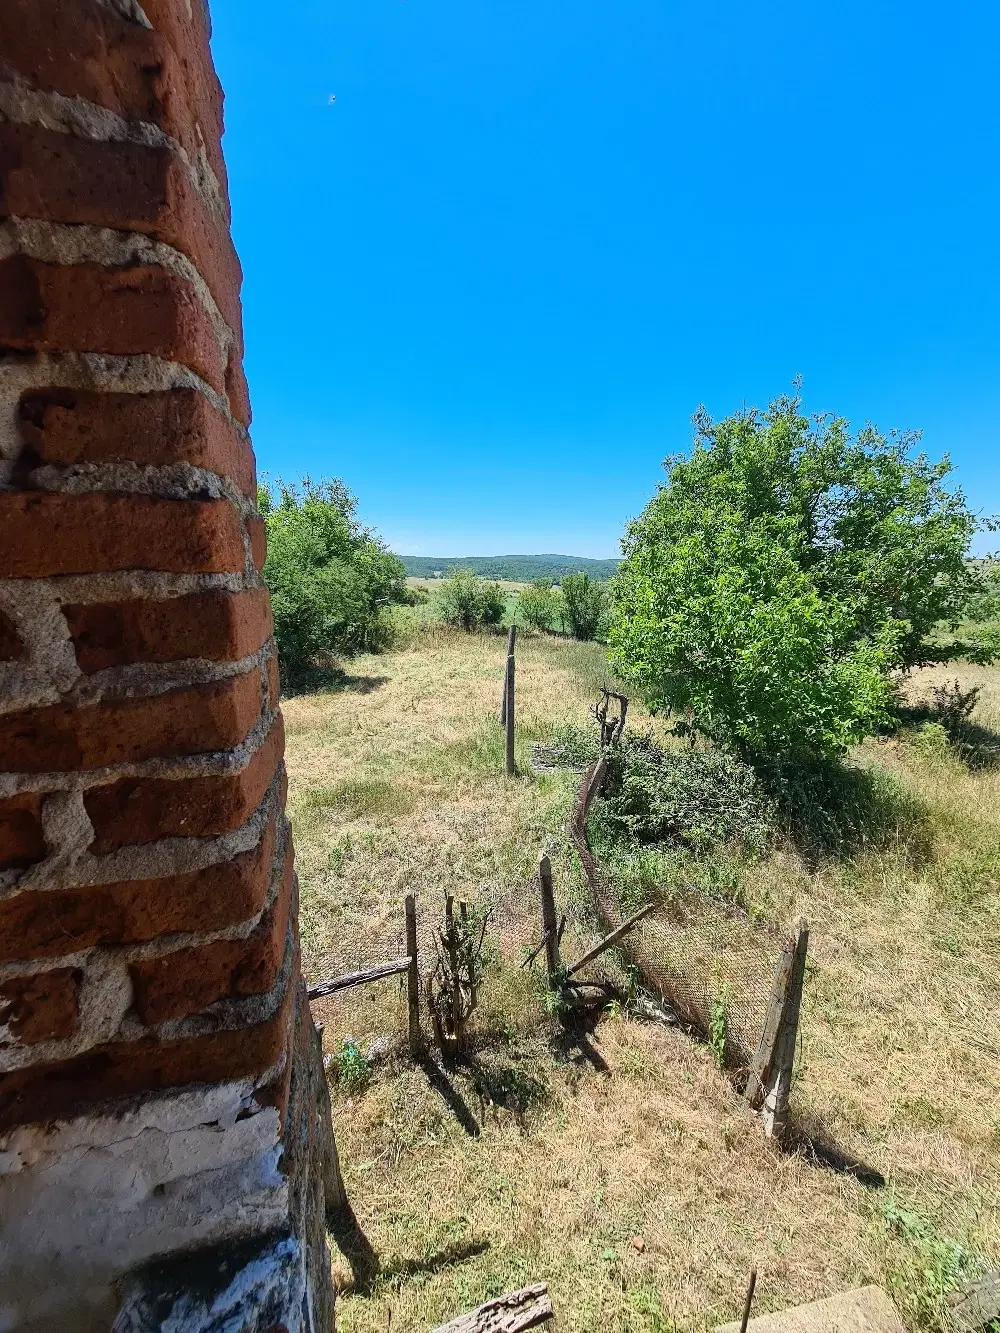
[561,571,608,640]
[610,394,992,762]
[437,568,507,631]
[259,477,405,671]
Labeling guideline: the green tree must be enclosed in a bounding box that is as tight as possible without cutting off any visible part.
[517,579,559,631]
[259,478,405,672]
[610,394,990,762]
[438,569,506,630]
[561,572,607,640]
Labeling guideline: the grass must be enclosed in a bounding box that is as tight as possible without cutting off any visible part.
[284,626,1000,1332]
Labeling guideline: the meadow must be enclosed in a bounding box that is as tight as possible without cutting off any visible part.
[283,609,1000,1332]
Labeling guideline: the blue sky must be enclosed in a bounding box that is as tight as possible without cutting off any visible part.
[211,0,998,557]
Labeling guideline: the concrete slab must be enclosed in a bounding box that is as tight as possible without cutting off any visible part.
[716,1285,908,1333]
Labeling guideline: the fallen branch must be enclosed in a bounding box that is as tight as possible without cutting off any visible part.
[431,1281,553,1332]
[564,901,656,979]
[307,957,411,1001]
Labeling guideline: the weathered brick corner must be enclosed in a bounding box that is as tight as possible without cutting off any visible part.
[0,3,339,1328]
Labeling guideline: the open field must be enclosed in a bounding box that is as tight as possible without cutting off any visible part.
[283,627,1000,1332]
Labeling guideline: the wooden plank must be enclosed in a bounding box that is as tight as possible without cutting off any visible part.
[431,1281,553,1332]
[564,900,656,979]
[306,956,411,1001]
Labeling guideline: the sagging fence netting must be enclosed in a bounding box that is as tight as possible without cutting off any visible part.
[303,705,799,1106]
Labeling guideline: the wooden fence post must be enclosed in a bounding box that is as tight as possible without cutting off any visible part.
[405,893,421,1057]
[445,894,463,1045]
[538,854,561,986]
[499,624,516,724]
[504,648,516,776]
[747,917,809,1140]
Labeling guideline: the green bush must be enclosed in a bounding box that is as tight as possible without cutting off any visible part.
[560,571,607,640]
[517,579,560,631]
[597,733,776,855]
[259,477,405,673]
[610,393,988,762]
[438,568,506,630]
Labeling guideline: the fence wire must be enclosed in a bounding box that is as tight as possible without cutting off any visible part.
[569,759,787,1077]
[304,753,788,1082]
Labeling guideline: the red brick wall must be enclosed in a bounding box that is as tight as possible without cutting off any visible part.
[0,5,335,1326]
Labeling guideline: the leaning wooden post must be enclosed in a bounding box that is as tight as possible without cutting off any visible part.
[747,917,809,1140]
[499,623,516,725]
[538,854,561,986]
[405,893,421,1057]
[504,649,516,776]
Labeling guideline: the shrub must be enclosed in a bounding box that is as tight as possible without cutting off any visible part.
[517,579,559,631]
[260,478,405,673]
[439,568,506,630]
[402,584,431,606]
[610,393,989,762]
[597,733,776,855]
[561,571,607,640]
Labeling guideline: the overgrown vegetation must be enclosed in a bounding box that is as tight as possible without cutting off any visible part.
[561,570,608,640]
[259,477,405,674]
[610,394,994,762]
[438,568,507,631]
[284,625,999,1333]
[516,578,563,631]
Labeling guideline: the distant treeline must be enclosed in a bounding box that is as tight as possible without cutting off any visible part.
[399,553,620,582]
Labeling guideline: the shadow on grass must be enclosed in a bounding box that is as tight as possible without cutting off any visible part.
[283,666,389,699]
[896,704,1000,772]
[785,1122,886,1190]
[329,1203,490,1297]
[762,758,933,869]
[417,1054,481,1137]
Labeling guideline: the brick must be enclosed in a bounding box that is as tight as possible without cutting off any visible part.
[0,2,166,128]
[265,654,280,709]
[0,818,276,964]
[65,589,273,674]
[247,517,267,571]
[0,124,243,336]
[130,840,294,1024]
[85,716,284,852]
[0,255,225,394]
[0,492,246,578]
[225,344,252,426]
[0,968,81,1045]
[137,0,228,191]
[0,958,296,1131]
[18,387,256,498]
[0,794,46,872]
[0,0,228,196]
[0,669,262,774]
[0,611,22,661]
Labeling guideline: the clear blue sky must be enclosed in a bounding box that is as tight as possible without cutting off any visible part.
[210,0,998,557]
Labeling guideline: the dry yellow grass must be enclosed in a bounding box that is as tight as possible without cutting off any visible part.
[284,630,1000,1332]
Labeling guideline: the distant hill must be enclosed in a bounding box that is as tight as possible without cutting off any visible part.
[399,553,620,582]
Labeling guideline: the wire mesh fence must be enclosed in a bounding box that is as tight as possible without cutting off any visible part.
[303,707,793,1095]
[568,757,790,1080]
